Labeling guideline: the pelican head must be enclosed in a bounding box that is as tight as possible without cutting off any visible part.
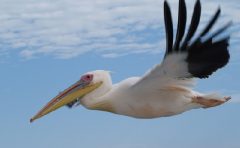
[30,70,112,122]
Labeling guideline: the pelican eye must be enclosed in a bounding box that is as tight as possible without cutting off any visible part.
[81,74,93,83]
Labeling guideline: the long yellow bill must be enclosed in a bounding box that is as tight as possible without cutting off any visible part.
[30,80,102,123]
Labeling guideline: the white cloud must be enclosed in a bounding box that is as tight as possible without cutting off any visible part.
[229,93,240,103]
[0,0,239,59]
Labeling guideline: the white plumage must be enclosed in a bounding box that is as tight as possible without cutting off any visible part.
[77,0,231,118]
[30,0,231,122]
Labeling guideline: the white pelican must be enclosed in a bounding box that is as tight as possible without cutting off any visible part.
[30,0,232,122]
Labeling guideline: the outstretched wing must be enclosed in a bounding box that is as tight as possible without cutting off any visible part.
[132,0,231,90]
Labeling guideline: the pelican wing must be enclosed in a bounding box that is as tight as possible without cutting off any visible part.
[133,0,231,90]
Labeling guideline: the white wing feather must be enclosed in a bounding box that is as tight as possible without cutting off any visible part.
[132,53,195,91]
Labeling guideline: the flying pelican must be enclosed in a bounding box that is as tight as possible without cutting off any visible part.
[30,0,232,122]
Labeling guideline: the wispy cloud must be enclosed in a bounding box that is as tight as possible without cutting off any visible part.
[229,92,240,103]
[213,89,240,103]
[0,0,239,59]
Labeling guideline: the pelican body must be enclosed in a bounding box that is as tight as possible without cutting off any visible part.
[30,0,231,122]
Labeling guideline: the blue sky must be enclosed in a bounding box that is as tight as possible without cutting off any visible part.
[0,0,240,148]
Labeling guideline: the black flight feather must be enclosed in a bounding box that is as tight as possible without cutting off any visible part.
[187,37,230,78]
[162,0,231,79]
[164,1,174,56]
[200,7,221,37]
[204,21,232,42]
[173,0,187,51]
[181,0,201,51]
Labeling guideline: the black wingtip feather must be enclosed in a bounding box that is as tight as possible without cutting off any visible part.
[187,37,230,78]
[162,0,231,79]
[205,21,232,42]
[181,0,201,51]
[200,7,221,37]
[164,1,174,56]
[173,0,187,51]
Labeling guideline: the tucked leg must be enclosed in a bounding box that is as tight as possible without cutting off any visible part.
[192,96,231,108]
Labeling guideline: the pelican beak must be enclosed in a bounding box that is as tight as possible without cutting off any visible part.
[30,80,102,123]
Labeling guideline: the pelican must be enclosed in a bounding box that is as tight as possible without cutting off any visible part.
[30,0,232,122]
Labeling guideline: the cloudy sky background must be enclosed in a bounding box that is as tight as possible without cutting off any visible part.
[0,0,240,148]
[0,0,239,60]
